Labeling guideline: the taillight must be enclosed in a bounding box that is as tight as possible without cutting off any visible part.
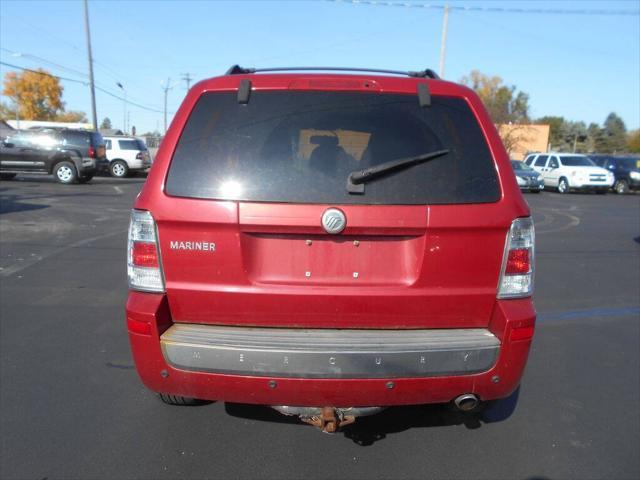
[88,146,96,158]
[136,152,143,160]
[498,217,534,298]
[132,242,159,267]
[127,210,164,292]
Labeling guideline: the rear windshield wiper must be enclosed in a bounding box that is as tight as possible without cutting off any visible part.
[347,149,450,194]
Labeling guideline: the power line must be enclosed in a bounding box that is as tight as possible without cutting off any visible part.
[332,0,640,16]
[2,48,166,111]
[0,61,88,85]
[9,14,84,53]
[94,85,168,114]
[1,47,150,105]
[1,48,88,79]
[0,61,174,114]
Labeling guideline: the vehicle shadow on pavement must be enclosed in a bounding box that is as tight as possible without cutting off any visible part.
[0,192,50,215]
[225,388,520,446]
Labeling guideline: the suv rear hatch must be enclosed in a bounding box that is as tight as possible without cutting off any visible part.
[156,88,513,329]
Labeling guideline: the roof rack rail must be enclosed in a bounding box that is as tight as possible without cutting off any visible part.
[224,65,440,79]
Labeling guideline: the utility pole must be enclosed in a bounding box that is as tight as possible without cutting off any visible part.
[181,73,193,90]
[162,78,173,134]
[83,0,98,131]
[438,4,450,79]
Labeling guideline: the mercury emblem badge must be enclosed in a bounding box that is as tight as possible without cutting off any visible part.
[321,208,346,234]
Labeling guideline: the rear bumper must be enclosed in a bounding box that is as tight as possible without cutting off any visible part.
[126,293,535,406]
[519,184,544,191]
[161,324,500,378]
[127,158,151,170]
[76,156,101,175]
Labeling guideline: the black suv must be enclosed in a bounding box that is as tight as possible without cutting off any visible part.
[0,128,107,184]
[589,154,640,194]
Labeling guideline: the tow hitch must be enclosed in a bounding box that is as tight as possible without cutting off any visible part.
[301,406,355,433]
[271,406,384,433]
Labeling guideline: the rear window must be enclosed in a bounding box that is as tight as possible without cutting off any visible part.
[63,131,90,146]
[62,131,103,147]
[166,91,500,205]
[559,156,595,167]
[118,139,145,150]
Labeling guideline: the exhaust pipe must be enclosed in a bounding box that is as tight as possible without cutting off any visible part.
[454,393,479,412]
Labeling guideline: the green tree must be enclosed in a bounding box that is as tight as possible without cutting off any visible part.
[601,112,627,153]
[628,130,640,153]
[536,116,565,148]
[535,116,588,152]
[588,122,606,152]
[100,117,112,129]
[460,70,530,124]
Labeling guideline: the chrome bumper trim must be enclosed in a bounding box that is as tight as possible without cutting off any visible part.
[160,324,500,379]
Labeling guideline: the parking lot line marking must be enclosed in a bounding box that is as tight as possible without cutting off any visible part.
[536,208,581,234]
[113,186,124,194]
[0,230,126,278]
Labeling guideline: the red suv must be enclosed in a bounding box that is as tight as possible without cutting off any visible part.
[126,66,535,432]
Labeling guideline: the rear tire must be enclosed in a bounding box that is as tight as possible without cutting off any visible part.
[78,174,94,184]
[54,161,78,184]
[158,393,212,406]
[614,180,629,194]
[0,173,17,180]
[110,160,129,178]
[557,177,569,194]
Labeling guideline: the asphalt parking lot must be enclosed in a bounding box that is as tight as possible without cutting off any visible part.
[1,176,639,480]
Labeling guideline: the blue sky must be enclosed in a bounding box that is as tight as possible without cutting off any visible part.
[1,0,639,134]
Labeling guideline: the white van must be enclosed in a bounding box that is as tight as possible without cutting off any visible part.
[103,136,151,178]
[524,153,613,194]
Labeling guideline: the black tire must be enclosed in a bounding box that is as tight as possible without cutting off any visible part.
[614,179,629,194]
[110,160,129,178]
[53,161,78,184]
[158,393,212,406]
[78,174,94,184]
[557,177,569,194]
[0,173,17,180]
